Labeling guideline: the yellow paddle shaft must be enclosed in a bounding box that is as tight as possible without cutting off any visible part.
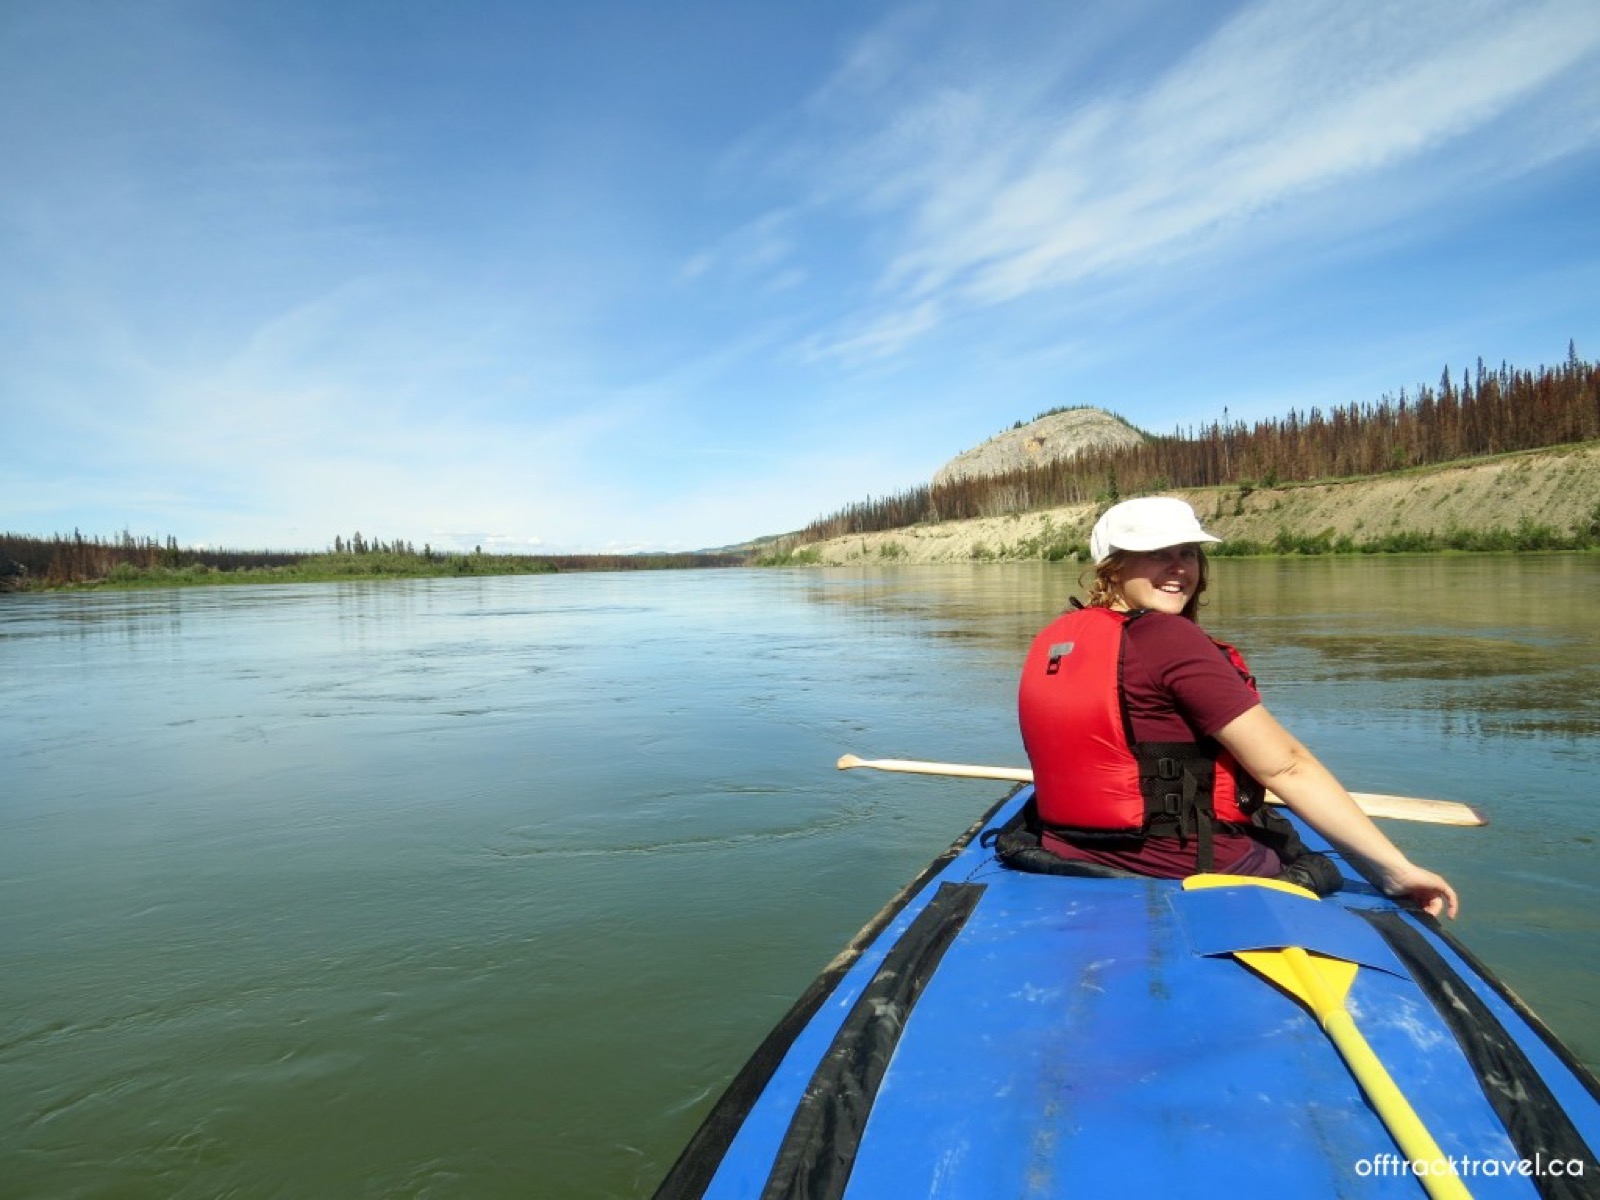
[1286,947,1474,1200]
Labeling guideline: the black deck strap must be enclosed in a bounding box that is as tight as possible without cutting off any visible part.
[651,793,1014,1199]
[1360,909,1600,1198]
[983,797,1142,878]
[760,881,986,1200]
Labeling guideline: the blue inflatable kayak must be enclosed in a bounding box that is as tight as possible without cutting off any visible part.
[654,786,1599,1199]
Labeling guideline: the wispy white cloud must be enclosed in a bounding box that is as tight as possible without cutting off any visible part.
[799,299,945,365]
[682,209,806,294]
[780,0,1600,362]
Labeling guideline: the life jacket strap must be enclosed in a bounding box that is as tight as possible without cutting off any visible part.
[1137,746,1219,868]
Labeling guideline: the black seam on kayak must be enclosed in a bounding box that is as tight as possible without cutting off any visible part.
[650,788,1017,1200]
[1413,910,1600,1110]
[1360,910,1599,1198]
[760,880,986,1200]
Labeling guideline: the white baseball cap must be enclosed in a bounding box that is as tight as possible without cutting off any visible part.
[1089,497,1220,564]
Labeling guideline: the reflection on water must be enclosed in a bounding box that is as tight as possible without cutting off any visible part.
[1,557,1595,1198]
[1291,633,1563,680]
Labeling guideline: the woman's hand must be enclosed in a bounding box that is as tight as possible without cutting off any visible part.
[1372,861,1460,919]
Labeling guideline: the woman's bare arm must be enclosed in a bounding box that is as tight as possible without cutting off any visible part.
[1213,705,1459,918]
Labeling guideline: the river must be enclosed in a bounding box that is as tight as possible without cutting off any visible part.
[2,556,1596,1198]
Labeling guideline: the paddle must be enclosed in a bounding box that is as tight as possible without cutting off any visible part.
[835,754,1489,826]
[1179,875,1472,1200]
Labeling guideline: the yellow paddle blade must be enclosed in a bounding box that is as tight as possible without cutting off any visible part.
[1184,872,1317,899]
[1237,947,1358,1011]
[1183,876,1361,1013]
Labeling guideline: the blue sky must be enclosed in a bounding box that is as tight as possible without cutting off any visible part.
[4,0,1598,554]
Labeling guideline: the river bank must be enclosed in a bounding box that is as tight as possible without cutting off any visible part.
[0,547,744,593]
[773,442,1600,565]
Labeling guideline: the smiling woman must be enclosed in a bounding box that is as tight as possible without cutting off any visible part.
[1083,495,1221,619]
[1018,497,1460,915]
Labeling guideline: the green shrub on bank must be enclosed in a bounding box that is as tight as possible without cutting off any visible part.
[752,546,822,566]
[1013,516,1086,561]
[306,552,559,579]
[1208,516,1593,558]
[50,552,562,589]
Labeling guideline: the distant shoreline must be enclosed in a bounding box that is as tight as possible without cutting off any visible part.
[0,548,745,594]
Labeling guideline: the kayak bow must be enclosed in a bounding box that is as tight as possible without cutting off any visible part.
[654,785,1596,1199]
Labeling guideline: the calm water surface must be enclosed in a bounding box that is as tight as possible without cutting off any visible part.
[2,558,1596,1198]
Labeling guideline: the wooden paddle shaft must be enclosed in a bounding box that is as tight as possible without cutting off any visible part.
[836,754,1488,827]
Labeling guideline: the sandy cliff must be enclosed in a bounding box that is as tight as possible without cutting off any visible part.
[788,442,1600,565]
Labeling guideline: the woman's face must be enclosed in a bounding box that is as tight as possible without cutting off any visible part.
[1114,545,1202,615]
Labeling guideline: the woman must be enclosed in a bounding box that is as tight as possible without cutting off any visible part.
[1018,496,1458,918]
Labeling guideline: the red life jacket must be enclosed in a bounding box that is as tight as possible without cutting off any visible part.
[1017,605,1264,848]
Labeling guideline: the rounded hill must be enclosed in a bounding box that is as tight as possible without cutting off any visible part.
[932,408,1147,488]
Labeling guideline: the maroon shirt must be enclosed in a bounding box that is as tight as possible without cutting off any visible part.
[1121,613,1261,742]
[1039,612,1277,878]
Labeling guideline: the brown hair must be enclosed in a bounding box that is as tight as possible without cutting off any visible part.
[1082,547,1209,621]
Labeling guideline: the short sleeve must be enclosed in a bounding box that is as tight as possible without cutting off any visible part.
[1121,614,1261,739]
